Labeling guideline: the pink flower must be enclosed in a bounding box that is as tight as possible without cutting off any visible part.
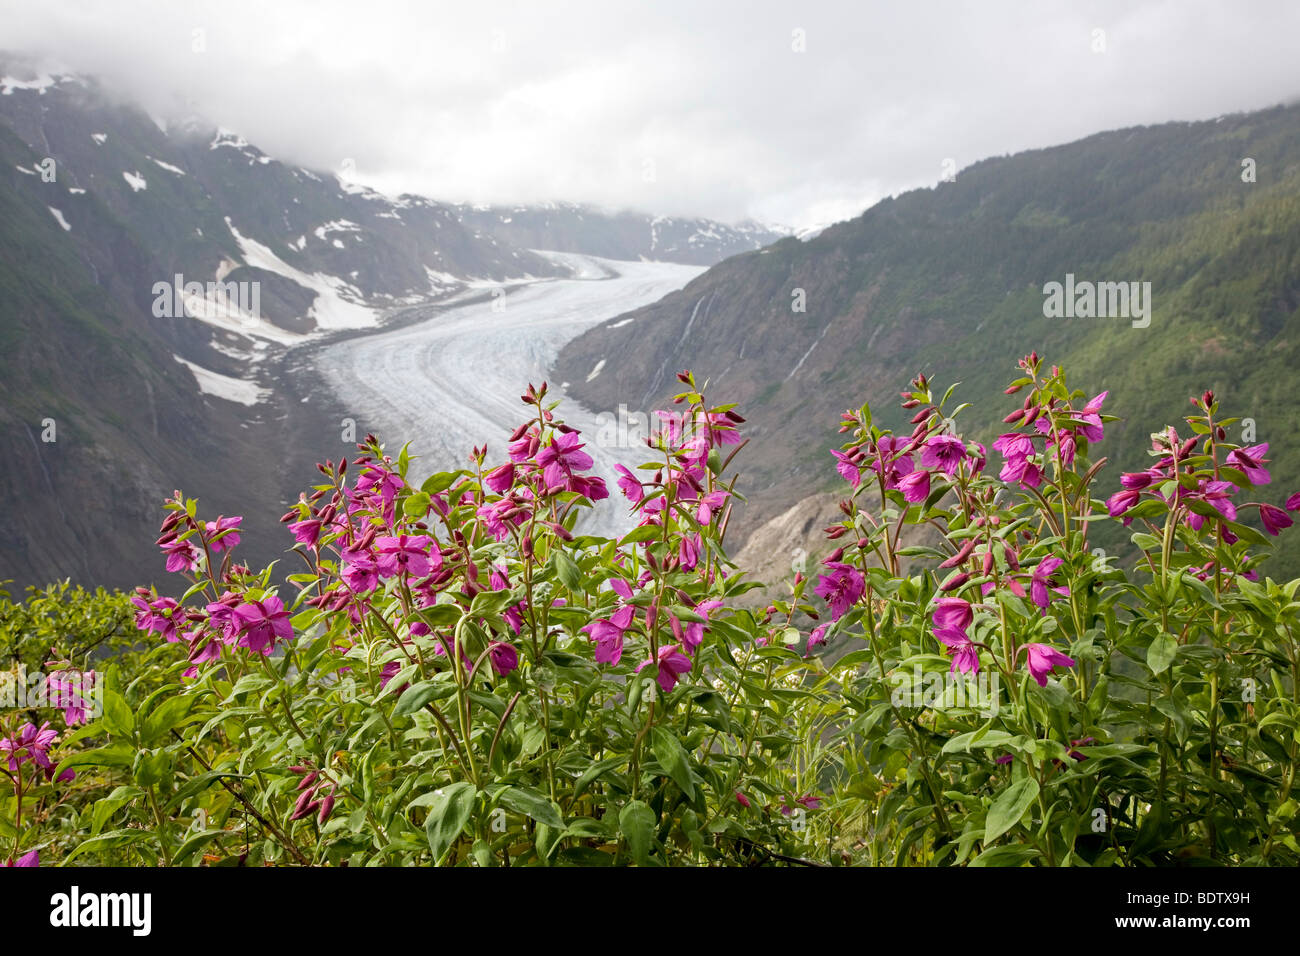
[681,600,724,655]
[935,626,979,675]
[614,465,645,503]
[581,604,636,665]
[341,549,379,592]
[1287,492,1300,512]
[1,722,58,771]
[537,431,595,491]
[1106,488,1140,520]
[695,490,729,525]
[485,463,515,494]
[636,644,693,693]
[1077,391,1108,442]
[1022,642,1076,687]
[477,499,525,541]
[204,515,243,553]
[897,469,931,503]
[1121,469,1161,490]
[805,624,829,656]
[48,671,95,726]
[232,595,293,656]
[993,432,1035,460]
[1186,480,1237,531]
[375,534,438,579]
[3,849,39,867]
[570,474,609,501]
[206,593,241,645]
[920,435,968,476]
[870,435,915,490]
[1227,443,1270,486]
[814,562,865,621]
[289,518,324,548]
[831,449,862,488]
[161,539,200,573]
[999,455,1041,489]
[1259,503,1293,536]
[487,642,519,676]
[679,533,701,570]
[931,597,972,632]
[1030,556,1069,611]
[379,660,406,692]
[355,465,404,504]
[132,594,183,642]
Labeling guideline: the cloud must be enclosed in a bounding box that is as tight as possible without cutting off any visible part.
[2,0,1297,229]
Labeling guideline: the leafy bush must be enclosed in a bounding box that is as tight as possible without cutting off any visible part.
[4,359,1299,866]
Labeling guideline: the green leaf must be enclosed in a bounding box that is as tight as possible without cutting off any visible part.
[63,828,155,864]
[984,776,1040,844]
[402,491,431,518]
[553,551,582,592]
[619,525,662,546]
[173,829,229,867]
[619,800,657,866]
[102,689,134,737]
[90,786,143,837]
[970,844,1042,867]
[166,771,249,811]
[424,782,477,865]
[392,680,454,716]
[574,756,625,799]
[651,726,697,799]
[499,785,565,830]
[1147,633,1178,676]
[140,695,196,745]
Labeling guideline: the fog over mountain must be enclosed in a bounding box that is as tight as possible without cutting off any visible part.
[2,0,1298,230]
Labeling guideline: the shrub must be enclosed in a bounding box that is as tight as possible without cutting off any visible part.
[5,358,1299,866]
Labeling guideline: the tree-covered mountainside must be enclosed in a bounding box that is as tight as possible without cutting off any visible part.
[557,102,1300,576]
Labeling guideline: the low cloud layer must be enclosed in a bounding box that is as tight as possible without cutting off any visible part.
[3,0,1297,228]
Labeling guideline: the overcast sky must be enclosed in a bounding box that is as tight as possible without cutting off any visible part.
[2,0,1298,229]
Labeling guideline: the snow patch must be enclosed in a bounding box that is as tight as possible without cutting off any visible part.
[586,359,606,382]
[91,133,107,145]
[149,156,186,176]
[225,219,379,331]
[1,73,59,95]
[607,317,634,329]
[209,127,249,151]
[174,355,268,406]
[122,170,147,192]
[47,207,71,231]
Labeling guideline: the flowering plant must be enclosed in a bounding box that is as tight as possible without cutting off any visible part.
[7,359,1300,866]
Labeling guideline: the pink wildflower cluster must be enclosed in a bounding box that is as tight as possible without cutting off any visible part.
[1105,390,1299,574]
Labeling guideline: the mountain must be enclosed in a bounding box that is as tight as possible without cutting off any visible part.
[555,102,1300,577]
[451,201,786,265]
[0,62,772,591]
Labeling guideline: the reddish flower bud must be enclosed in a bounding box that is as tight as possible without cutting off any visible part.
[939,538,975,568]
[318,791,336,825]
